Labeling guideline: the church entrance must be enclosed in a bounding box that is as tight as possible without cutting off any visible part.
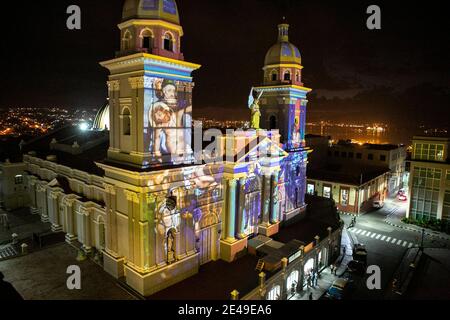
[198,213,221,265]
[198,222,220,265]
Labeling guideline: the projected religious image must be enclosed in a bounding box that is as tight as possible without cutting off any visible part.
[292,101,301,148]
[144,77,193,161]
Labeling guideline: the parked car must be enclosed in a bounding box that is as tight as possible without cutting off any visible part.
[347,260,366,275]
[373,200,384,208]
[326,278,350,300]
[353,244,367,264]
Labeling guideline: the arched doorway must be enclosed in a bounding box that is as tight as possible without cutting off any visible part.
[304,257,315,275]
[318,248,327,271]
[287,270,299,298]
[267,285,281,300]
[198,212,220,265]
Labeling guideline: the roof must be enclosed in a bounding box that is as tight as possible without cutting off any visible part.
[21,125,108,176]
[122,0,180,25]
[264,24,302,66]
[307,164,390,186]
[333,141,403,151]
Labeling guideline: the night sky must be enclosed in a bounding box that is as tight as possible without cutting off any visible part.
[0,0,449,126]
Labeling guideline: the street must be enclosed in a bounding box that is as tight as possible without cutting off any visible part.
[330,197,450,300]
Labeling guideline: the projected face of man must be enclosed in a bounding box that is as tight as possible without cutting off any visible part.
[163,84,177,104]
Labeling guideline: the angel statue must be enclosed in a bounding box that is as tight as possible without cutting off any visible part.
[248,87,264,129]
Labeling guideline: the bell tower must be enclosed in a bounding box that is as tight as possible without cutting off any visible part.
[100,0,201,169]
[253,22,312,220]
[254,22,311,151]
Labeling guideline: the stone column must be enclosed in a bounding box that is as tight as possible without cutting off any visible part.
[226,179,237,242]
[29,177,37,209]
[50,191,62,232]
[237,177,246,239]
[64,198,77,243]
[297,246,305,292]
[280,257,288,300]
[81,208,92,254]
[261,174,271,226]
[270,171,280,224]
[146,193,157,270]
[104,184,118,256]
[125,190,139,266]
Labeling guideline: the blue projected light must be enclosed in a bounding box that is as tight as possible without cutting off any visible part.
[163,0,177,14]
[142,0,159,10]
[294,47,301,58]
[282,43,293,57]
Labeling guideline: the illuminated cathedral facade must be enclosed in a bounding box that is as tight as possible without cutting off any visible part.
[5,0,312,296]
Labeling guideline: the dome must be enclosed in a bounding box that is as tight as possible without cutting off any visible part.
[122,0,180,25]
[264,23,302,66]
[92,103,110,131]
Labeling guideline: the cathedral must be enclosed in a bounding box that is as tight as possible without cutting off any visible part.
[1,0,316,296]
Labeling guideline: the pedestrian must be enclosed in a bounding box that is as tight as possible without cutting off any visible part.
[314,272,319,287]
[330,264,334,274]
[307,275,311,288]
[308,292,313,300]
[334,266,337,275]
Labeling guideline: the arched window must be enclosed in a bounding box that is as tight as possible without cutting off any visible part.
[141,29,153,53]
[267,285,281,300]
[163,32,174,52]
[271,71,278,81]
[122,108,131,136]
[284,70,291,81]
[296,71,300,82]
[122,30,132,51]
[269,115,277,130]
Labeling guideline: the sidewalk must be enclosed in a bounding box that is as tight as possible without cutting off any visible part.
[291,229,354,300]
[383,199,450,242]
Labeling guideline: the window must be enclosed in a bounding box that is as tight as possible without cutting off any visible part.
[307,183,315,195]
[334,151,339,157]
[443,191,450,221]
[323,186,331,199]
[380,155,386,162]
[271,71,278,81]
[348,152,354,159]
[295,72,300,82]
[122,30,132,51]
[284,71,291,81]
[410,167,442,221]
[141,29,153,52]
[122,108,131,136]
[15,175,23,185]
[341,152,347,158]
[414,143,445,161]
[269,115,277,130]
[368,154,374,160]
[163,33,174,51]
[356,153,362,159]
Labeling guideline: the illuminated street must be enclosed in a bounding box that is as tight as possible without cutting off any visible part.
[332,198,450,299]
